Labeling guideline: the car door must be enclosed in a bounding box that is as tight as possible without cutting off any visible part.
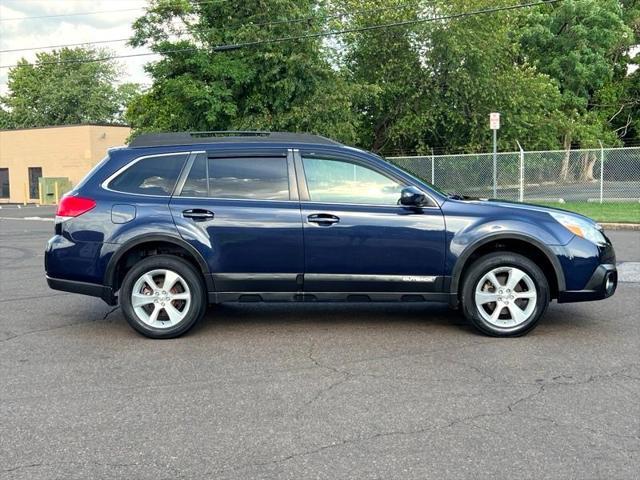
[170,148,304,298]
[295,149,446,298]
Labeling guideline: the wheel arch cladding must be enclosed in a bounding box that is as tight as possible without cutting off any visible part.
[450,233,566,300]
[105,235,211,292]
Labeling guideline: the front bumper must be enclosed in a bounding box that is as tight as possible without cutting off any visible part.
[557,263,617,303]
[46,276,117,306]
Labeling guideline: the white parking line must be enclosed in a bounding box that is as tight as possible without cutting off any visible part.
[0,216,54,222]
[618,262,640,283]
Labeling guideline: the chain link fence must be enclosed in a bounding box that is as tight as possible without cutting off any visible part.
[389,146,640,203]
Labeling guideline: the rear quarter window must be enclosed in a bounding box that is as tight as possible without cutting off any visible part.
[108,153,188,196]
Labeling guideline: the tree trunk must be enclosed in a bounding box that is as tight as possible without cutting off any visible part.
[560,133,571,182]
[579,152,596,181]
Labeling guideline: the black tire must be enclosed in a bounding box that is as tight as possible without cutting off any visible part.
[461,252,550,337]
[120,255,207,339]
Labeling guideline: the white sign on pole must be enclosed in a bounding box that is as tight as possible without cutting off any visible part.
[490,112,501,130]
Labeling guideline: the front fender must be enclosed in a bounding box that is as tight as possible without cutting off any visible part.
[443,209,570,299]
[448,230,567,296]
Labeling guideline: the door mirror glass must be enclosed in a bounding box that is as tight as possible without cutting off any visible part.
[399,186,427,206]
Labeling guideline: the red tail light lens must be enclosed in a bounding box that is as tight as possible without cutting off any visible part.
[56,196,96,218]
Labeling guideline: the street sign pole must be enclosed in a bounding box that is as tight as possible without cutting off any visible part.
[489,113,500,198]
[492,129,497,198]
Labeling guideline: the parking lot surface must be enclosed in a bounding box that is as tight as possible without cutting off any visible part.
[1,214,639,479]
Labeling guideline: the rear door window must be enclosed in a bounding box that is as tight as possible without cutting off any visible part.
[181,156,290,200]
[108,153,188,196]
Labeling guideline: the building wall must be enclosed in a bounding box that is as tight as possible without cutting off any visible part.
[0,125,130,204]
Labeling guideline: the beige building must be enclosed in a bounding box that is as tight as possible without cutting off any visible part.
[0,124,131,204]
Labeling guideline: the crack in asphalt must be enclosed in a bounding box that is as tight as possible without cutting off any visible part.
[2,461,144,474]
[0,307,120,344]
[214,365,640,476]
[103,306,120,321]
[0,292,71,304]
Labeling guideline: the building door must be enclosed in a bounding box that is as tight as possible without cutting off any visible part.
[28,167,42,199]
[0,168,9,199]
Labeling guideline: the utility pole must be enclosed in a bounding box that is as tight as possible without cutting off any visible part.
[490,112,500,198]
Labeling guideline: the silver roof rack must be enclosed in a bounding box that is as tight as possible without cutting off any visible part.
[128,131,342,148]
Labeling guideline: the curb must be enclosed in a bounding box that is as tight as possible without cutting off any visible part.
[601,223,640,231]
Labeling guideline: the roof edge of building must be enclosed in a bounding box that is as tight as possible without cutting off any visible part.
[0,123,130,133]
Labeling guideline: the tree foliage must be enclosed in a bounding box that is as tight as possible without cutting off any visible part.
[1,47,138,129]
[126,0,367,144]
[122,0,638,153]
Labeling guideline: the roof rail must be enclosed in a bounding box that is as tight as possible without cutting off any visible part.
[128,131,342,148]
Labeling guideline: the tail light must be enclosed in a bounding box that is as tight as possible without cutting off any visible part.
[56,196,96,222]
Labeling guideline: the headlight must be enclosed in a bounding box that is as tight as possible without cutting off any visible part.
[549,212,607,245]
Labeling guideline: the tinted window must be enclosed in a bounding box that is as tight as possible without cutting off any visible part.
[302,157,404,205]
[181,156,289,200]
[109,154,187,196]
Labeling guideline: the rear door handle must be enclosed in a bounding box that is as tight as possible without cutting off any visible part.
[183,209,214,221]
[307,213,340,226]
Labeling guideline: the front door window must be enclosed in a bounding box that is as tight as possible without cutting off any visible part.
[302,157,404,205]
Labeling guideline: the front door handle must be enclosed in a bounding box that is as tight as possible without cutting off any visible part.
[307,213,340,226]
[183,209,214,221]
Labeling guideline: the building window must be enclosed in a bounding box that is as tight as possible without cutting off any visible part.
[0,168,9,199]
[28,167,42,199]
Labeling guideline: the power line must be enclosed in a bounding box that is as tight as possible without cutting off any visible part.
[0,38,130,54]
[0,0,561,69]
[0,6,142,21]
[208,1,562,52]
[0,0,225,22]
[0,1,424,53]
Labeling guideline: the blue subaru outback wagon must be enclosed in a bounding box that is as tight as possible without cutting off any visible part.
[45,132,617,338]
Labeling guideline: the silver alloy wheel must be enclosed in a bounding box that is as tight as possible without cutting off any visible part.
[131,269,191,329]
[474,266,537,328]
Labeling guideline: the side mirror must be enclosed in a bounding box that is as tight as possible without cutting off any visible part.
[399,186,427,206]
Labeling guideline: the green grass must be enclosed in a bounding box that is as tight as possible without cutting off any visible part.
[533,201,640,224]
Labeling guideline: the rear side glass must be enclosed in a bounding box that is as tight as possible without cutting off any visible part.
[108,154,188,196]
[181,156,289,200]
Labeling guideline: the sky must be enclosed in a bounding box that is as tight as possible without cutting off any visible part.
[0,0,154,94]
[0,0,638,96]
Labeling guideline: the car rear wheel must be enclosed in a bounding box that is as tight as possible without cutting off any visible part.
[120,255,207,339]
[461,252,550,337]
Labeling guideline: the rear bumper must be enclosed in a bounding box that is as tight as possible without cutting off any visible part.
[46,276,117,306]
[557,264,617,303]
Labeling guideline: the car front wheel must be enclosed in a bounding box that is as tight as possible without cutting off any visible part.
[120,255,207,339]
[461,252,550,337]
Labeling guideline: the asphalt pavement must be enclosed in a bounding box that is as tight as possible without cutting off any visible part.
[1,215,639,479]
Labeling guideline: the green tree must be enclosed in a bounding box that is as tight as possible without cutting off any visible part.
[126,0,636,158]
[520,0,634,179]
[1,47,138,128]
[126,0,365,143]
[336,0,564,155]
